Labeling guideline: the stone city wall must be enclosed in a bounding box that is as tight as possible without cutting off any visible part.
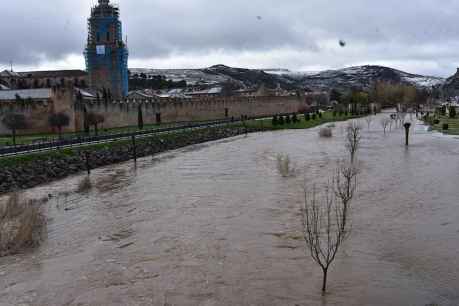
[1,92,306,135]
[76,95,306,130]
[0,88,75,135]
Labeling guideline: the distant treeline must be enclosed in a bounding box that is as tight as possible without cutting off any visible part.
[129,72,187,90]
[330,81,436,108]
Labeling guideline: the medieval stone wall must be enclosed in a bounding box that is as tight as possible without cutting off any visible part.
[1,93,305,135]
[76,95,305,130]
[0,88,75,136]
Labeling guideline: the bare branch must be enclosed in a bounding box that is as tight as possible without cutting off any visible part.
[345,121,362,164]
[302,180,351,294]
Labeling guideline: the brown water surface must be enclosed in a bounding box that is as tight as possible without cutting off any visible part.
[1,114,458,306]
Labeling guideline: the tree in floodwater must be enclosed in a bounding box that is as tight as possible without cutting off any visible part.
[345,121,362,164]
[365,116,373,130]
[334,161,359,231]
[380,117,391,134]
[302,182,350,295]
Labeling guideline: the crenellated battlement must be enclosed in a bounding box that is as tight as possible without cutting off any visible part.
[80,94,301,106]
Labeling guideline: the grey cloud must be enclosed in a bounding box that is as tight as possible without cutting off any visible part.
[1,0,459,76]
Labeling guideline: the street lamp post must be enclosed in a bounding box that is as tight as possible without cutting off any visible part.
[404,122,412,146]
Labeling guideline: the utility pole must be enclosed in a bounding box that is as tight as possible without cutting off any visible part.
[10,60,13,72]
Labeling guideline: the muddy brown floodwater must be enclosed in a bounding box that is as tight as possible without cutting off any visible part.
[1,113,459,306]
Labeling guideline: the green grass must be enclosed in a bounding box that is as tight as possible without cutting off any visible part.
[0,122,174,147]
[430,116,459,135]
[244,112,360,130]
[0,128,200,168]
[0,148,76,168]
[0,113,361,168]
[0,113,360,147]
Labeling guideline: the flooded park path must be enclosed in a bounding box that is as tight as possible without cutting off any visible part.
[1,114,458,306]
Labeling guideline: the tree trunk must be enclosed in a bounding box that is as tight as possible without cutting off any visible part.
[322,268,328,295]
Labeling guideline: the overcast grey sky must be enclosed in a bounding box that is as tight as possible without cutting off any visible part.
[2,0,459,76]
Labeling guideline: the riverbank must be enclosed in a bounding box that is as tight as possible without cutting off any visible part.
[0,125,254,194]
[0,112,359,194]
[429,116,459,135]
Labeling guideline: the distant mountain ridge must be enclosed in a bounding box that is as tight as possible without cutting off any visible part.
[130,65,445,92]
[265,65,445,91]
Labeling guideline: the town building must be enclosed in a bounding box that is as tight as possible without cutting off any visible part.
[0,69,88,89]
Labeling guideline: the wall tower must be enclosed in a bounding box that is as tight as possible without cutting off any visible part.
[84,0,129,98]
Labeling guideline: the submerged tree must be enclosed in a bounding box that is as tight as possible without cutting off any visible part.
[345,121,362,163]
[380,117,391,134]
[1,113,27,146]
[302,182,350,295]
[334,161,359,231]
[365,115,373,130]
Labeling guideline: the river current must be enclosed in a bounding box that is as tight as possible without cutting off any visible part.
[1,113,458,306]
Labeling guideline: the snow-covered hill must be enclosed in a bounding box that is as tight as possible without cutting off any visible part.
[264,65,445,91]
[130,65,445,92]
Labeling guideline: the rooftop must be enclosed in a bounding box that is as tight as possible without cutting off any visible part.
[0,70,21,78]
[0,89,52,101]
[18,70,87,78]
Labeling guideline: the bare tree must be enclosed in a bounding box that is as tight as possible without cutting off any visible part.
[334,161,359,231]
[396,112,406,128]
[345,121,362,164]
[380,117,391,134]
[365,116,373,130]
[302,183,349,295]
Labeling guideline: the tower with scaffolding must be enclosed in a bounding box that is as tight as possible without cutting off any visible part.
[84,0,129,98]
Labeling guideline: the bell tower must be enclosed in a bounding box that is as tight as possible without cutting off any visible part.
[84,0,129,98]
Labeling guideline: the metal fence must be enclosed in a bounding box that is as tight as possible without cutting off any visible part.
[0,118,238,157]
[0,113,292,157]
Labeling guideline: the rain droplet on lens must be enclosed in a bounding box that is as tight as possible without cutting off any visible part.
[339,40,346,47]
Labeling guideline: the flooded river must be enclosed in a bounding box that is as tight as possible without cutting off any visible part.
[1,114,458,306]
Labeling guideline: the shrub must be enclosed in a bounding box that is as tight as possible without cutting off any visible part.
[312,114,317,120]
[450,107,457,118]
[318,112,323,119]
[286,115,291,124]
[442,123,449,130]
[77,176,93,193]
[277,154,295,177]
[278,116,285,125]
[305,113,311,121]
[333,111,337,117]
[0,194,47,257]
[48,112,70,139]
[319,127,333,138]
[433,119,440,125]
[272,115,278,126]
[292,113,298,123]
